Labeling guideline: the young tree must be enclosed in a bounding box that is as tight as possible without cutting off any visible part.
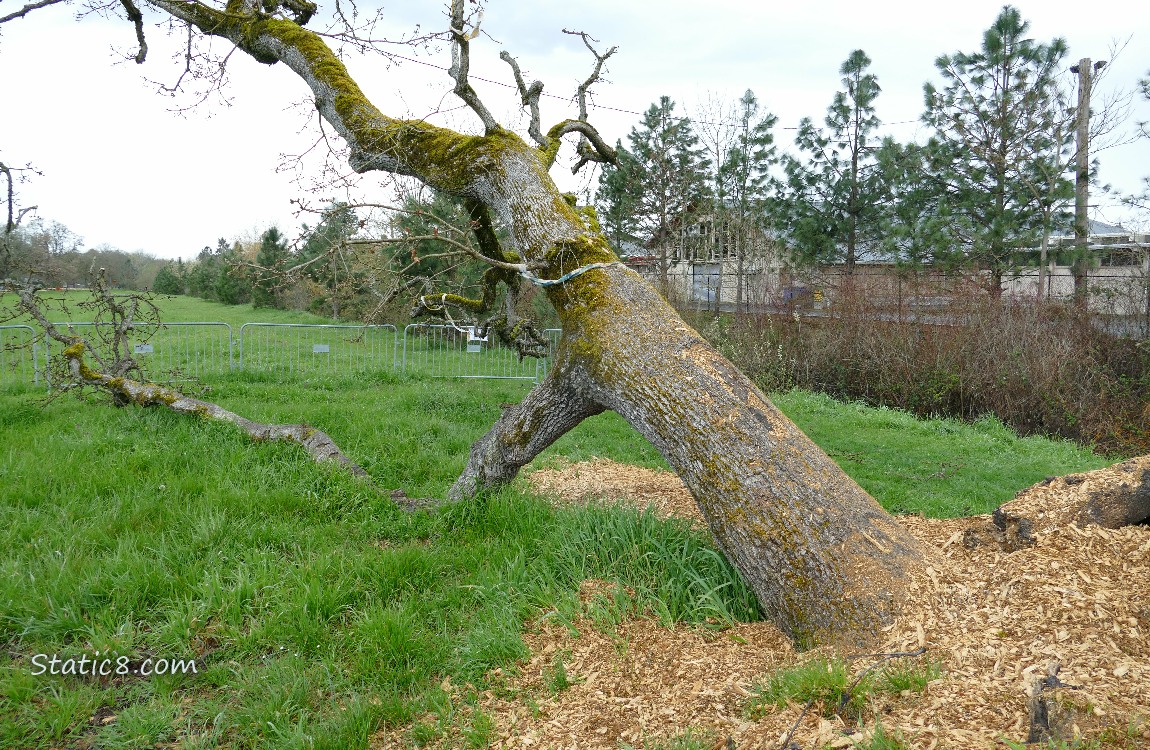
[252,226,288,308]
[875,139,951,268]
[297,203,358,320]
[185,244,218,300]
[594,141,643,255]
[719,89,779,310]
[777,50,888,274]
[213,238,248,305]
[922,5,1069,295]
[151,262,184,294]
[620,96,711,296]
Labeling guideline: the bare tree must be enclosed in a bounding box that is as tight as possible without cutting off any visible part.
[4,0,1146,648]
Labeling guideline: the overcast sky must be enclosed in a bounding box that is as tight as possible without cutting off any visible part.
[1,0,1147,260]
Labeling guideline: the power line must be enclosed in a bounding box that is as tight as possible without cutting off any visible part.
[383,50,921,131]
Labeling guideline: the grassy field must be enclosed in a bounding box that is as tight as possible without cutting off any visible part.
[1,292,555,385]
[1,290,338,328]
[0,293,1115,748]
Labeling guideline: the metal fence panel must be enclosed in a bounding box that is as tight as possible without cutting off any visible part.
[49,322,234,381]
[402,323,557,381]
[0,325,42,386]
[239,323,399,375]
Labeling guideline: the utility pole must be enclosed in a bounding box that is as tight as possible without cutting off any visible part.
[1069,57,1106,306]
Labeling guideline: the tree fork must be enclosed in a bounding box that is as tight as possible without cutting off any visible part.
[449,366,605,500]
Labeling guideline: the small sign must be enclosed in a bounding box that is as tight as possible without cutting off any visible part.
[312,344,330,354]
[133,344,154,354]
[466,326,487,354]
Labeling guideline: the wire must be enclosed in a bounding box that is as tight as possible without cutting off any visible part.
[383,50,921,131]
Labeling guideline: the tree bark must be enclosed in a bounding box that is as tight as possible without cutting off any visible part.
[145,2,937,647]
[60,341,372,479]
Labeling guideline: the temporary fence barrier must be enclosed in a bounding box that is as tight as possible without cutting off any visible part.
[402,324,560,381]
[239,323,399,376]
[6,321,561,386]
[0,325,43,386]
[48,322,234,381]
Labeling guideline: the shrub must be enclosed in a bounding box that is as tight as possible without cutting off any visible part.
[707,291,1149,455]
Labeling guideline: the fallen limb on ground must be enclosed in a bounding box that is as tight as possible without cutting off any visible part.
[61,340,371,477]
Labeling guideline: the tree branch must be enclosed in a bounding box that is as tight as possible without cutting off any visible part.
[119,0,148,63]
[499,50,547,149]
[561,28,617,172]
[0,0,67,25]
[448,0,498,134]
[61,341,373,478]
[545,119,617,172]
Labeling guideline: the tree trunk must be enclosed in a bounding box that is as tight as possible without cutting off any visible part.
[151,2,936,648]
[453,255,936,647]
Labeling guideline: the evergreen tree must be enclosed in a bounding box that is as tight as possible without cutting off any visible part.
[599,96,709,295]
[922,5,1069,294]
[875,139,952,267]
[298,203,358,319]
[718,89,779,309]
[777,50,888,273]
[253,226,288,308]
[174,258,188,290]
[152,263,183,295]
[186,245,217,299]
[594,141,642,253]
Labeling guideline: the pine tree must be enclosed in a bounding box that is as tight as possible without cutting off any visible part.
[186,246,217,299]
[152,263,183,295]
[253,226,288,308]
[213,239,249,305]
[298,203,358,320]
[594,141,642,254]
[718,89,779,309]
[777,50,888,273]
[922,5,1069,294]
[600,97,710,296]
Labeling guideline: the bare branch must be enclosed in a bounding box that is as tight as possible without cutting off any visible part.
[546,119,617,173]
[1,161,15,235]
[499,51,548,149]
[118,0,147,63]
[448,0,498,133]
[561,28,617,170]
[62,340,373,477]
[563,28,617,123]
[0,0,68,25]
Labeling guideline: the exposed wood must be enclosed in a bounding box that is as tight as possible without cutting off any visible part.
[964,454,1150,550]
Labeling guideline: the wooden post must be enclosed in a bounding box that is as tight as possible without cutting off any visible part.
[1070,58,1104,306]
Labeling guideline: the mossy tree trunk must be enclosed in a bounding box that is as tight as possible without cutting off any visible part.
[148,0,935,647]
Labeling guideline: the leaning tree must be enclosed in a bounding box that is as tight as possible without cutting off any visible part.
[5,0,1143,649]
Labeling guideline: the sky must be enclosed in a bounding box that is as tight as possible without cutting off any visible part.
[1,0,1148,261]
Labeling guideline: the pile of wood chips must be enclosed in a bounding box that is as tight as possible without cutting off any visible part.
[375,459,1150,749]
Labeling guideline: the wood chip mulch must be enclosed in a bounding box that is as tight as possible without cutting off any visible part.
[374,459,1150,749]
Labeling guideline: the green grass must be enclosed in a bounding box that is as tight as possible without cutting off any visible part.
[744,656,940,723]
[0,362,1118,748]
[773,390,1111,517]
[2,290,339,327]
